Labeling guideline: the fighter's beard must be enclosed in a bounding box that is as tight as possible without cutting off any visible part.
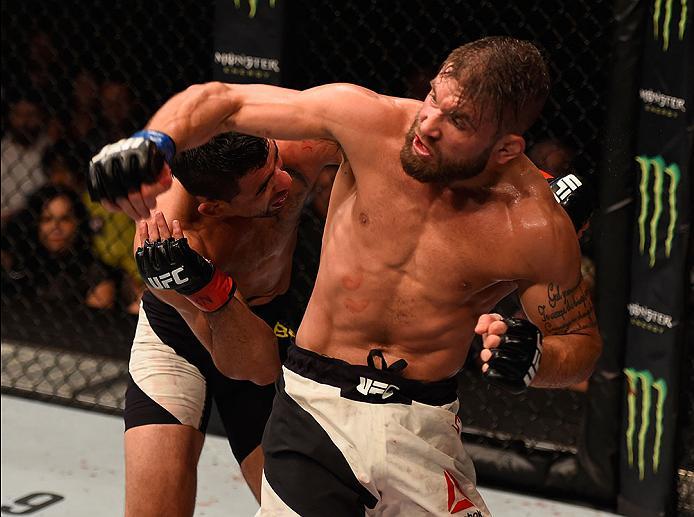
[399,121,491,184]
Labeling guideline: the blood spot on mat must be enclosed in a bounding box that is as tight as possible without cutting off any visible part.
[345,298,369,313]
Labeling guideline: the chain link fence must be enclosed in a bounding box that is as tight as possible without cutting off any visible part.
[5,0,690,509]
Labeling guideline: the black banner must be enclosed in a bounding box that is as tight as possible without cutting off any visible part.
[213,0,285,84]
[619,1,692,515]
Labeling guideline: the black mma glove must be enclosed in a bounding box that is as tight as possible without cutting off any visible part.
[548,173,596,232]
[483,317,543,394]
[136,236,236,312]
[88,130,176,203]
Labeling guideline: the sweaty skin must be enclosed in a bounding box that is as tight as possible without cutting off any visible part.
[121,80,601,386]
[134,139,341,383]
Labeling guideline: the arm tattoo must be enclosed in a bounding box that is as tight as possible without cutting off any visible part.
[536,277,597,334]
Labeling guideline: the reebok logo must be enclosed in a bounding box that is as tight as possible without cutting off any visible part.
[444,470,478,514]
[147,267,189,289]
[356,377,400,399]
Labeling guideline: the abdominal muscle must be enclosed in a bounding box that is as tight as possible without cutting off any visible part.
[296,218,500,382]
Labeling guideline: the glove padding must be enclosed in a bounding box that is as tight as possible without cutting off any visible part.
[136,237,236,312]
[88,130,175,203]
[483,317,543,394]
[548,173,595,232]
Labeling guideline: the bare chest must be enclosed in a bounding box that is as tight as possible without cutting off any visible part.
[335,184,520,299]
[200,218,297,298]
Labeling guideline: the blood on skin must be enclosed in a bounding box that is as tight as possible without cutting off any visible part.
[345,298,370,313]
[341,274,362,290]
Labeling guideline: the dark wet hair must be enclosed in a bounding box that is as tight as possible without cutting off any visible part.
[171,132,270,200]
[439,36,550,134]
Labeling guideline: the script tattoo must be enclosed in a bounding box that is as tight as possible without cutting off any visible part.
[536,277,597,334]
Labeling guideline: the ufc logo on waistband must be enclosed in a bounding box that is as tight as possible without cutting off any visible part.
[147,267,189,289]
[552,174,582,202]
[356,377,400,399]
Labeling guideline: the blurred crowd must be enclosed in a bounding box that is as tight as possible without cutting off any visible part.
[1,32,146,316]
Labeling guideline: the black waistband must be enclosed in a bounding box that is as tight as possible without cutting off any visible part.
[284,345,458,406]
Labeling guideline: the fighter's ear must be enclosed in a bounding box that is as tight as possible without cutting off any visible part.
[197,199,224,218]
[494,134,525,164]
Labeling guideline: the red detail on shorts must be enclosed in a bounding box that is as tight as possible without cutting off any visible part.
[452,415,462,434]
[444,470,475,514]
[187,268,235,312]
[539,169,554,180]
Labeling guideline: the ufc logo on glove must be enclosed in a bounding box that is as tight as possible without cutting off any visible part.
[146,267,189,289]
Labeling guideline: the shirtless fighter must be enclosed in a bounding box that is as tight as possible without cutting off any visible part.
[90,37,602,515]
[117,132,339,515]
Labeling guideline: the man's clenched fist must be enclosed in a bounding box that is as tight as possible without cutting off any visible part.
[475,314,543,394]
[88,130,175,219]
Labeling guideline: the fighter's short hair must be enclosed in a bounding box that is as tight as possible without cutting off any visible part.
[171,132,270,201]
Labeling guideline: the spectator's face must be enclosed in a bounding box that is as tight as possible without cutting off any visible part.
[9,100,43,146]
[38,196,78,254]
[47,158,80,190]
[73,72,99,110]
[101,83,132,128]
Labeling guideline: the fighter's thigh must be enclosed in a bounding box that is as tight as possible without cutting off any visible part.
[126,307,210,430]
[124,424,204,517]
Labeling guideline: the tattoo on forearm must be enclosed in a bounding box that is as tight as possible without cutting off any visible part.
[537,278,597,334]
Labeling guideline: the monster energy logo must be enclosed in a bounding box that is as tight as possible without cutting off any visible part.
[234,0,276,18]
[653,0,688,50]
[624,368,667,480]
[635,155,680,267]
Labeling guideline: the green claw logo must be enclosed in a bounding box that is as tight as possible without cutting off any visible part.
[624,368,667,480]
[635,155,680,268]
[234,0,276,18]
[652,0,688,50]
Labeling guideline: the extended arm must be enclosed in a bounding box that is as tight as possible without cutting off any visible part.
[89,82,390,218]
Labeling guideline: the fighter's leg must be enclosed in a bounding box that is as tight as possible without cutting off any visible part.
[124,424,204,517]
[213,376,277,503]
[124,306,211,517]
[239,444,264,502]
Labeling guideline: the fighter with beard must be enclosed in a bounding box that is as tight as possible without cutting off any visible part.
[89,37,601,516]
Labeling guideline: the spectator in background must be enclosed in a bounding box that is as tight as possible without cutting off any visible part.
[64,70,102,151]
[41,140,143,313]
[527,137,577,176]
[42,140,86,191]
[83,186,142,315]
[78,79,143,313]
[1,97,51,225]
[97,81,137,145]
[1,185,116,310]
[18,31,67,143]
